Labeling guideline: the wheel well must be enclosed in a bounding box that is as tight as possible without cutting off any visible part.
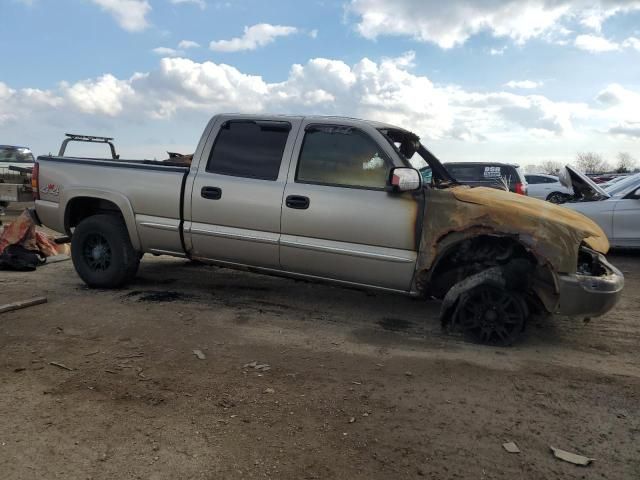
[65,197,123,232]
[423,235,537,299]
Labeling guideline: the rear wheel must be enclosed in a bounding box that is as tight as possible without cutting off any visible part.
[455,285,527,346]
[71,214,139,288]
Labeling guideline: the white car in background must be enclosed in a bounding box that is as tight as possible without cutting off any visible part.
[524,173,573,203]
[560,166,640,249]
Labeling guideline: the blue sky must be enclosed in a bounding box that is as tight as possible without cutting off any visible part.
[1,0,639,168]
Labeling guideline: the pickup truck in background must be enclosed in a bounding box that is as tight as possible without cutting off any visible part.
[32,114,624,345]
[1,145,35,213]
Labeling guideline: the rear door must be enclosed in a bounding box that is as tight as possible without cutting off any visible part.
[189,117,300,268]
[279,122,420,291]
[612,183,640,247]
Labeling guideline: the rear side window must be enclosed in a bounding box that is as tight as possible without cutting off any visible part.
[206,121,290,180]
[526,175,542,184]
[447,164,515,182]
[296,126,391,189]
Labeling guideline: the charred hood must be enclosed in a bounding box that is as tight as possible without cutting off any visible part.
[417,186,609,275]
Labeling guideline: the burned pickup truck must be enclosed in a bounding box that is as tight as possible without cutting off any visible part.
[32,115,623,344]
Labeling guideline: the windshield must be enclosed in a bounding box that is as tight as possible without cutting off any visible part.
[604,173,640,197]
[0,147,35,163]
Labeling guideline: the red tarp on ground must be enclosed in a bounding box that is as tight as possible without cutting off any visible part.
[0,210,70,257]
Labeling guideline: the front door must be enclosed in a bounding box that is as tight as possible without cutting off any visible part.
[280,122,420,291]
[189,118,299,268]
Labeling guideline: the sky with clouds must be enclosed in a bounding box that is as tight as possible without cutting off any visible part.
[1,0,639,165]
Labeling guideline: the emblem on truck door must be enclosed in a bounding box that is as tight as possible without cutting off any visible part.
[40,183,60,196]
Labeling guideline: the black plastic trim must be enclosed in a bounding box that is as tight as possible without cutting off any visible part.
[178,171,190,257]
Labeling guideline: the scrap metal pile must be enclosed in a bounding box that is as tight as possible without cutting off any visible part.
[0,209,69,271]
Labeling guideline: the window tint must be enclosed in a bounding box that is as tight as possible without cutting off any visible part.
[296,126,390,189]
[0,147,35,163]
[542,176,558,184]
[525,175,542,184]
[446,164,521,188]
[447,165,512,181]
[206,121,290,180]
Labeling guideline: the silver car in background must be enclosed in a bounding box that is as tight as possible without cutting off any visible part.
[561,167,640,248]
[524,173,573,203]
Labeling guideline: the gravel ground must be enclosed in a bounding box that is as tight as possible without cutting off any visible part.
[1,207,639,479]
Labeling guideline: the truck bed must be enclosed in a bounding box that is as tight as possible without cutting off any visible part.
[35,155,190,255]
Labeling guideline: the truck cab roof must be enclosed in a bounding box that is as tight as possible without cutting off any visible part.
[212,113,407,132]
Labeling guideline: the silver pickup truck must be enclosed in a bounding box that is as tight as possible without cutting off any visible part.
[33,114,624,345]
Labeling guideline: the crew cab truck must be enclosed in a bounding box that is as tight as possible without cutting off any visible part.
[33,114,624,345]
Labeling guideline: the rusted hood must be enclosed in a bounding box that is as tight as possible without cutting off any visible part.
[419,186,609,275]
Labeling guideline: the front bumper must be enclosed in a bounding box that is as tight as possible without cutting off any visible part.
[555,253,624,318]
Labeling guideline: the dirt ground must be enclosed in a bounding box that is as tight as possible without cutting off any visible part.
[1,207,639,479]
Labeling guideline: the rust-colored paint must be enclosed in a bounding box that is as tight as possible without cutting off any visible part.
[418,186,609,276]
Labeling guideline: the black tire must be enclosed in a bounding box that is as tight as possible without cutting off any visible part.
[71,214,140,288]
[546,192,566,204]
[455,285,528,346]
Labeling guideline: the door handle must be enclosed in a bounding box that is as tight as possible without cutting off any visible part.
[201,186,222,200]
[286,195,310,210]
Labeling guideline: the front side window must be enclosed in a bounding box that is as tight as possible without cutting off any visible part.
[296,126,390,189]
[206,121,290,180]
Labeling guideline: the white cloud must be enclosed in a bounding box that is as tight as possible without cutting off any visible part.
[574,34,620,52]
[622,36,640,50]
[210,23,298,52]
[74,54,587,141]
[90,0,151,32]
[348,0,640,48]
[489,46,507,55]
[504,80,543,89]
[170,0,206,8]
[609,122,640,137]
[0,82,64,126]
[152,47,184,57]
[595,83,640,138]
[62,74,135,116]
[178,40,201,49]
[2,54,638,160]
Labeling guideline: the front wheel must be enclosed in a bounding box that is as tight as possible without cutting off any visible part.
[455,285,528,346]
[546,192,567,204]
[71,214,140,288]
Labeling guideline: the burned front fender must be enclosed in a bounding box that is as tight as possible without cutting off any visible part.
[415,186,621,317]
[417,186,609,275]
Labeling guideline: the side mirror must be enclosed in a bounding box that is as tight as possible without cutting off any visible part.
[389,167,422,192]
